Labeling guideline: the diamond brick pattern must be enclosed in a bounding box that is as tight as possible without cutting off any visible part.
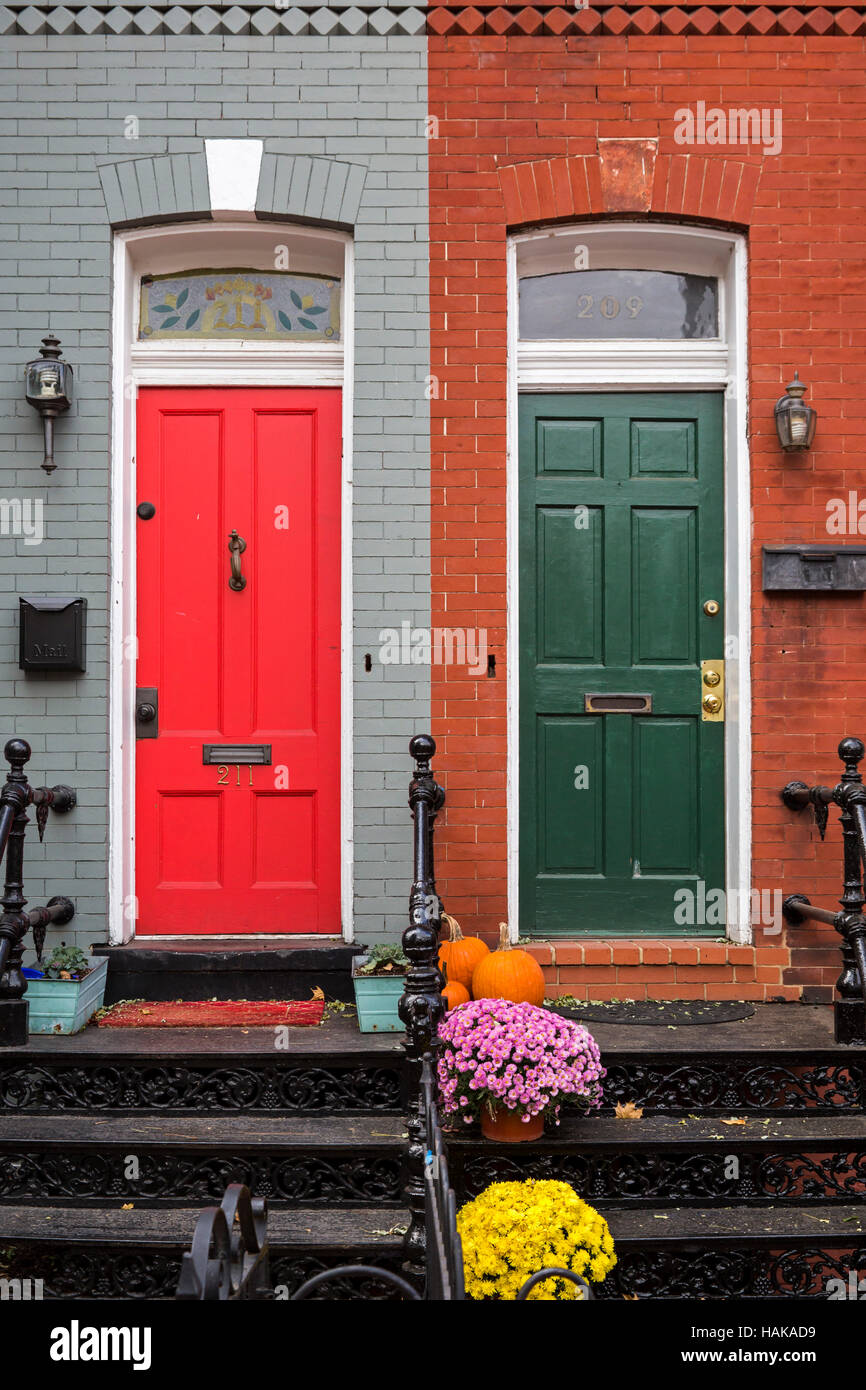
[44,2,75,29]
[16,5,45,32]
[190,4,221,32]
[250,6,281,35]
[275,9,310,34]
[220,4,249,31]
[0,5,861,37]
[310,5,340,33]
[104,7,136,34]
[162,5,193,33]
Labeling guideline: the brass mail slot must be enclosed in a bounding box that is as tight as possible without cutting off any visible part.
[584,693,653,714]
[202,744,272,765]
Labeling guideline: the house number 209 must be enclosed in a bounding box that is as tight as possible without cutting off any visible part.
[217,765,254,786]
[577,294,644,320]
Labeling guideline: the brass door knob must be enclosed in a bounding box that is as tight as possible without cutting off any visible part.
[702,694,722,714]
[703,599,720,616]
[703,669,721,687]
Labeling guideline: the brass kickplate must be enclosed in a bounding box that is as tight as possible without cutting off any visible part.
[701,659,725,721]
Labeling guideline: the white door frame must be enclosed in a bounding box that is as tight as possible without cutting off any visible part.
[108,220,354,943]
[506,222,752,944]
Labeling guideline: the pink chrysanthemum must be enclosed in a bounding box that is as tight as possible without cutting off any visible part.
[437,997,604,1125]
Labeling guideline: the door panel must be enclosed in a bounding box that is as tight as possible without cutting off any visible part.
[519,392,724,936]
[135,386,341,935]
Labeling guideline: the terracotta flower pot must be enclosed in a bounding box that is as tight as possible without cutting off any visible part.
[481,1107,545,1143]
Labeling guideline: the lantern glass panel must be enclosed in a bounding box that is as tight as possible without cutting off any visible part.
[25,360,72,406]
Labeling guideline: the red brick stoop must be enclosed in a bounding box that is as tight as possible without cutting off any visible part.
[524,939,798,1003]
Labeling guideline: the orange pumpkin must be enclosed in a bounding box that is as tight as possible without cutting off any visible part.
[442,978,470,1012]
[438,913,489,993]
[470,922,546,1006]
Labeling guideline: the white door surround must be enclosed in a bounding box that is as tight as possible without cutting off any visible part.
[506,222,752,944]
[109,219,355,944]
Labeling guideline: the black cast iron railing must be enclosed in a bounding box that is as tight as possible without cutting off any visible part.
[781,736,866,1045]
[399,733,448,1272]
[176,1183,271,1300]
[0,737,77,1047]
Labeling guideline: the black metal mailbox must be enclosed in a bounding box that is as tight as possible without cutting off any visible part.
[762,545,866,591]
[19,596,87,672]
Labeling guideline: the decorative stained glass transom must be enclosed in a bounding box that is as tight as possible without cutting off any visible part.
[518,269,718,340]
[138,268,341,341]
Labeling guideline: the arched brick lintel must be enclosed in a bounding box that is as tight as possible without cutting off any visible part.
[97,150,368,230]
[499,144,762,230]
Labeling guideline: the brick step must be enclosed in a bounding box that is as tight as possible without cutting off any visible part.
[0,1113,406,1207]
[1,1201,862,1300]
[0,1203,410,1301]
[448,1114,866,1206]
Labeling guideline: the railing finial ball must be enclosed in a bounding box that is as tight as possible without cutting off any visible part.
[409,734,436,763]
[3,739,31,767]
[839,736,865,765]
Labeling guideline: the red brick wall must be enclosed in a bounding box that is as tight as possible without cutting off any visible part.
[429,24,866,1001]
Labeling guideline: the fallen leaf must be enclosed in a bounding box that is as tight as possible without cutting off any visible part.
[310,986,325,1001]
[615,1101,644,1120]
[721,1117,748,1127]
[121,1204,134,1211]
[623,1293,640,1300]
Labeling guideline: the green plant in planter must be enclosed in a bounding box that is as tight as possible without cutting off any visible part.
[42,945,91,981]
[355,944,408,976]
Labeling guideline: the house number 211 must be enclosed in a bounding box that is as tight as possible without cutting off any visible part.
[216,765,254,786]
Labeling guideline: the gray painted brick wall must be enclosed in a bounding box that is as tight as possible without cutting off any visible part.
[0,28,430,955]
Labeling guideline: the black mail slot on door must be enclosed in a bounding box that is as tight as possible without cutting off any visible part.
[19,596,87,672]
[202,745,272,765]
[584,693,652,714]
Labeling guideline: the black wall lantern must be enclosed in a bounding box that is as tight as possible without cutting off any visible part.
[25,335,73,474]
[774,370,817,452]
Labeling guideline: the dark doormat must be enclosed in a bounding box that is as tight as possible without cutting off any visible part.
[550,999,756,1026]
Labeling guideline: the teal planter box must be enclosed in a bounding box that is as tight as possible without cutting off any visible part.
[352,958,406,1033]
[26,957,108,1035]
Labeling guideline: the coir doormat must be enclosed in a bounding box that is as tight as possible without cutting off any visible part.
[550,1000,755,1026]
[97,999,326,1028]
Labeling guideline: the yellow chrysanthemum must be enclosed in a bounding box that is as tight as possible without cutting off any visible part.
[457,1179,616,1301]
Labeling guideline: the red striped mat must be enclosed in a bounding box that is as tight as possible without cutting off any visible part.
[97,999,325,1028]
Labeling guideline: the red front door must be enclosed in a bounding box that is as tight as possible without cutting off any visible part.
[134,386,341,935]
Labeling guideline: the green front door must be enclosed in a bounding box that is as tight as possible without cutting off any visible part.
[519,392,725,936]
